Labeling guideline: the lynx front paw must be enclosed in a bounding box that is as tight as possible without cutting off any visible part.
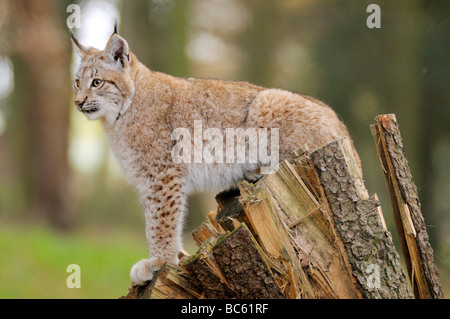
[130,257,165,286]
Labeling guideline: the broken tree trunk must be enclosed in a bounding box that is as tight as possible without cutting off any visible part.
[123,114,442,299]
[371,114,444,299]
[307,138,412,298]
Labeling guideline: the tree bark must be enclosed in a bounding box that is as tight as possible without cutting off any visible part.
[371,114,444,299]
[9,0,72,229]
[212,224,284,299]
[181,236,237,299]
[309,138,413,298]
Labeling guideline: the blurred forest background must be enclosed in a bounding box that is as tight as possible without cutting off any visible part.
[0,0,448,298]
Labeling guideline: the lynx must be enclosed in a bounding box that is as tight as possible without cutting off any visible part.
[70,27,362,285]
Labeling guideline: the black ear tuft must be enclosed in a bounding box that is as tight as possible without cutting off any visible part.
[69,28,89,58]
[69,29,79,47]
[114,18,119,34]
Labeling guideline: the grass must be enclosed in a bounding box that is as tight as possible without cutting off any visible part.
[0,222,148,299]
[1,221,448,298]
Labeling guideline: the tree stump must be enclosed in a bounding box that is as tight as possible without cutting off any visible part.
[122,114,443,299]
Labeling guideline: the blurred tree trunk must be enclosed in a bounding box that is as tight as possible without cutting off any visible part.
[382,0,438,247]
[239,0,280,87]
[418,0,450,248]
[307,0,439,248]
[8,0,72,229]
[121,0,189,77]
[383,1,422,188]
[121,0,153,66]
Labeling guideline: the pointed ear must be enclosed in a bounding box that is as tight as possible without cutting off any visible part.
[103,33,130,68]
[70,29,89,58]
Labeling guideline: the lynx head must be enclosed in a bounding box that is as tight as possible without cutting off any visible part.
[70,26,136,124]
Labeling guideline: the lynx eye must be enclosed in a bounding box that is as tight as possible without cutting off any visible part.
[92,79,103,88]
[74,79,80,89]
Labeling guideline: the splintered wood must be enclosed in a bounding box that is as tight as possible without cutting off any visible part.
[371,114,444,299]
[123,115,443,299]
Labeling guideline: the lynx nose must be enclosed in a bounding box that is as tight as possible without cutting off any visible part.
[75,100,85,109]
